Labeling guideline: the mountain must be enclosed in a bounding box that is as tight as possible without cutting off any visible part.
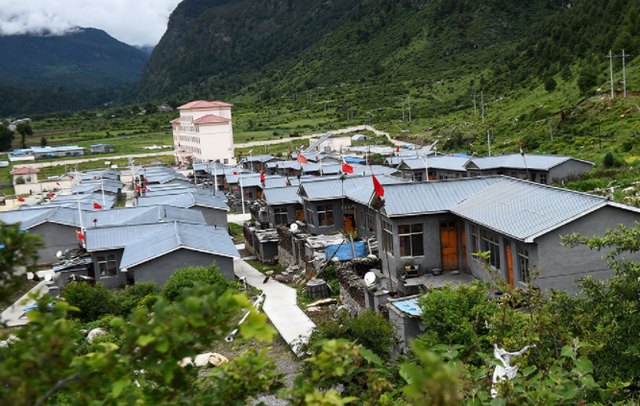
[0,28,149,90]
[138,0,640,106]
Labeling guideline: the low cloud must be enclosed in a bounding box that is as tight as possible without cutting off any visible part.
[0,0,182,46]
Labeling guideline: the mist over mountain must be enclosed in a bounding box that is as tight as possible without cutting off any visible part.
[0,27,149,90]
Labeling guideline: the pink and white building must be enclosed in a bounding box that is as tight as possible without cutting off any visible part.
[171,100,236,165]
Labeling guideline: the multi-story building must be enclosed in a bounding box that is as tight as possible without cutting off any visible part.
[170,100,236,165]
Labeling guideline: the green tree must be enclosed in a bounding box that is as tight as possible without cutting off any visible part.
[0,222,44,301]
[40,136,48,147]
[577,67,598,95]
[0,125,14,151]
[61,282,118,322]
[161,263,232,301]
[544,76,557,92]
[15,123,33,149]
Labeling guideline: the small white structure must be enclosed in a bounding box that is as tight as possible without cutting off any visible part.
[171,100,236,166]
[491,343,536,398]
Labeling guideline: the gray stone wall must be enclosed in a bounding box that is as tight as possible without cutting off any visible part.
[336,258,382,315]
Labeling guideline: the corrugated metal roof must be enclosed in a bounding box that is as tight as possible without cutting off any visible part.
[0,207,56,229]
[426,155,470,171]
[243,154,275,162]
[382,177,502,217]
[391,297,422,317]
[117,222,239,268]
[467,154,593,171]
[86,223,169,251]
[299,175,408,202]
[137,193,228,210]
[263,186,302,205]
[452,178,607,241]
[399,158,426,170]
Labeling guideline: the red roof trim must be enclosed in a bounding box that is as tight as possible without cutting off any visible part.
[169,117,181,124]
[178,100,234,110]
[193,114,231,124]
[10,167,40,175]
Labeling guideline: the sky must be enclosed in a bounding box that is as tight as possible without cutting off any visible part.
[0,0,183,47]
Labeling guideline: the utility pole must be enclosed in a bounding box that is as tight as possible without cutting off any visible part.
[606,50,614,99]
[481,91,485,124]
[401,98,405,122]
[473,91,478,124]
[549,120,553,141]
[408,96,412,122]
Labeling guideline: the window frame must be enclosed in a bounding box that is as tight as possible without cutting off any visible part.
[97,253,118,278]
[480,229,500,269]
[273,207,288,226]
[382,220,393,254]
[517,244,530,282]
[399,223,424,257]
[317,204,334,227]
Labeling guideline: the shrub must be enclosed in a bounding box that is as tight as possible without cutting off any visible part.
[161,263,231,301]
[307,310,397,360]
[117,281,159,316]
[61,282,118,322]
[417,284,496,363]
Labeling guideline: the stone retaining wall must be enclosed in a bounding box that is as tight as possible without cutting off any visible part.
[336,258,382,315]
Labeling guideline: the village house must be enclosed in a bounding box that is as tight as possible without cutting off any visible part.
[373,176,640,295]
[137,190,229,227]
[84,222,238,288]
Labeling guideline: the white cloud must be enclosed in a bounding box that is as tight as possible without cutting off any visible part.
[0,0,183,46]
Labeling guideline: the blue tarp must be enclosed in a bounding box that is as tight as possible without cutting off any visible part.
[325,241,366,261]
[343,157,365,164]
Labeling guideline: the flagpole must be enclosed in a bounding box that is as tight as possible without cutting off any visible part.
[239,172,245,215]
[101,174,106,208]
[213,163,218,196]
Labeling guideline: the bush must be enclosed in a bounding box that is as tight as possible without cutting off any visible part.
[307,310,397,360]
[161,263,231,301]
[602,152,625,169]
[417,284,496,363]
[61,282,118,322]
[117,281,159,316]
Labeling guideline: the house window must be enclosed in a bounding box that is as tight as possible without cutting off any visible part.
[224,158,229,164]
[307,206,315,226]
[540,174,547,184]
[413,172,423,181]
[517,245,530,282]
[97,254,117,277]
[480,229,500,269]
[399,224,424,257]
[366,208,375,231]
[382,220,393,253]
[470,225,479,256]
[274,207,288,226]
[317,204,334,226]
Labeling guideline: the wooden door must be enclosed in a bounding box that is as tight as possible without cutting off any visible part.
[440,221,459,271]
[505,240,514,287]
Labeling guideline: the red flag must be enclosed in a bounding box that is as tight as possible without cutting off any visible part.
[178,143,181,147]
[76,230,85,240]
[518,140,524,155]
[93,201,103,209]
[260,172,265,182]
[144,178,148,183]
[297,154,308,164]
[397,146,400,153]
[233,171,238,175]
[17,197,25,202]
[136,185,141,191]
[518,139,524,146]
[372,174,384,197]
[342,161,354,174]
[48,193,54,198]
[71,176,74,180]
[56,182,60,185]
[93,176,97,179]
[315,156,319,160]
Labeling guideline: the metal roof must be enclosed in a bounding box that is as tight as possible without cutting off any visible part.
[390,297,422,317]
[242,154,276,162]
[114,222,239,269]
[451,177,607,241]
[381,177,502,217]
[298,175,408,202]
[262,186,302,205]
[398,158,426,170]
[425,155,470,171]
[137,193,229,211]
[466,154,594,171]
[0,207,56,229]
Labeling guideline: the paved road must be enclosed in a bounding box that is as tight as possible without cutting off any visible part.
[233,256,315,355]
[234,124,402,148]
[0,280,50,327]
[23,151,175,169]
